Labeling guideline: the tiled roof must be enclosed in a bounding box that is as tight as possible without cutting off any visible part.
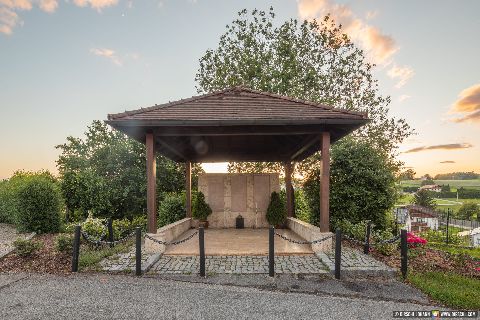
[107,86,368,122]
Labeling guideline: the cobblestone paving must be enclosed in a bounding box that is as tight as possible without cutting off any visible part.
[317,247,395,275]
[150,255,328,274]
[100,248,152,272]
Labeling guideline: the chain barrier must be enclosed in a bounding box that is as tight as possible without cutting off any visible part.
[342,234,363,245]
[144,230,199,246]
[371,234,401,245]
[274,232,335,245]
[81,228,136,246]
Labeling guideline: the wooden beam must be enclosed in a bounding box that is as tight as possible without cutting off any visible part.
[156,137,188,161]
[284,162,294,218]
[146,133,157,233]
[320,132,330,232]
[290,135,320,160]
[185,162,192,218]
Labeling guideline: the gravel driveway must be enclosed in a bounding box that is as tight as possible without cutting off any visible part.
[0,273,440,320]
[0,224,34,259]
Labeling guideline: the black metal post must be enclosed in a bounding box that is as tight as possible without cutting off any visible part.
[199,227,205,277]
[107,218,114,248]
[335,228,341,280]
[71,225,81,272]
[269,225,275,277]
[135,227,142,276]
[401,229,408,279]
[364,222,371,255]
[446,208,450,245]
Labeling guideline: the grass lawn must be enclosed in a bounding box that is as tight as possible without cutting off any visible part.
[399,179,480,189]
[427,242,480,259]
[79,239,134,271]
[408,272,480,310]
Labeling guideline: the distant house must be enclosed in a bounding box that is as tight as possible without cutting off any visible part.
[458,227,480,247]
[419,184,442,193]
[401,205,439,232]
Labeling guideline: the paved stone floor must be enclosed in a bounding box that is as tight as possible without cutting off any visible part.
[163,229,315,255]
[316,247,395,276]
[100,248,152,272]
[149,255,328,274]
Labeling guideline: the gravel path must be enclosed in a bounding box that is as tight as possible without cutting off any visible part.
[0,273,439,320]
[0,224,35,259]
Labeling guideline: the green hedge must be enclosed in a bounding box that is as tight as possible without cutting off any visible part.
[158,193,186,227]
[16,175,63,233]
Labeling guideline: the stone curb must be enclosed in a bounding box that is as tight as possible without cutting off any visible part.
[142,253,162,273]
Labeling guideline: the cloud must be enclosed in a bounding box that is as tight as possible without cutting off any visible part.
[90,47,122,66]
[297,0,414,88]
[0,0,118,34]
[39,0,57,13]
[388,64,414,88]
[449,83,480,123]
[73,0,117,11]
[440,161,455,164]
[398,94,411,103]
[404,143,473,154]
[365,10,378,20]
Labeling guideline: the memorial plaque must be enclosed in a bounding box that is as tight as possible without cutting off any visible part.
[207,176,224,212]
[231,175,247,212]
[254,175,270,212]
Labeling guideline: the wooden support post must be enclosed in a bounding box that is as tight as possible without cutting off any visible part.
[135,227,142,276]
[269,225,275,277]
[186,162,192,218]
[71,225,81,272]
[146,133,157,234]
[320,132,330,232]
[335,228,341,280]
[284,162,294,218]
[199,227,205,277]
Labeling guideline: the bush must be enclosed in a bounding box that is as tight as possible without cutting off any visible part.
[266,191,286,226]
[15,175,63,234]
[131,215,147,232]
[293,189,312,224]
[457,203,480,220]
[112,218,132,239]
[13,238,43,257]
[158,193,187,227]
[372,229,397,256]
[81,216,106,239]
[55,233,73,254]
[304,139,397,231]
[421,230,465,246]
[192,192,211,221]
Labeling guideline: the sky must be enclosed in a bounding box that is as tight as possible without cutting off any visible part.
[0,0,479,179]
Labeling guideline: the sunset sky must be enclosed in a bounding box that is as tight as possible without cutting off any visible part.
[0,0,479,179]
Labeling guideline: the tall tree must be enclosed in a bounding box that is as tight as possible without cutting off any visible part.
[56,121,203,220]
[399,169,416,181]
[413,189,436,210]
[196,8,412,178]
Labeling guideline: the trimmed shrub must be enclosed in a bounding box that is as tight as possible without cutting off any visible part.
[158,193,187,227]
[55,233,73,254]
[266,191,286,226]
[294,188,313,224]
[131,215,147,232]
[81,216,106,239]
[192,192,212,221]
[112,218,132,239]
[13,238,43,257]
[16,175,63,234]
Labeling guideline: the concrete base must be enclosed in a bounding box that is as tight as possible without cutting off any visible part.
[287,217,332,253]
[145,218,192,254]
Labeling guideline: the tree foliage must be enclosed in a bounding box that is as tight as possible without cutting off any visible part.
[192,192,212,221]
[398,169,416,181]
[457,203,480,220]
[56,121,203,220]
[266,191,287,226]
[413,189,436,210]
[434,171,479,180]
[15,174,63,233]
[304,139,397,230]
[196,8,412,177]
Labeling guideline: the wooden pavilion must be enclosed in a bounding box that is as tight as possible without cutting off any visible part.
[106,86,369,233]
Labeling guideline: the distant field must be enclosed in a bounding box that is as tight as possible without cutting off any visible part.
[395,196,480,215]
[399,179,480,190]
